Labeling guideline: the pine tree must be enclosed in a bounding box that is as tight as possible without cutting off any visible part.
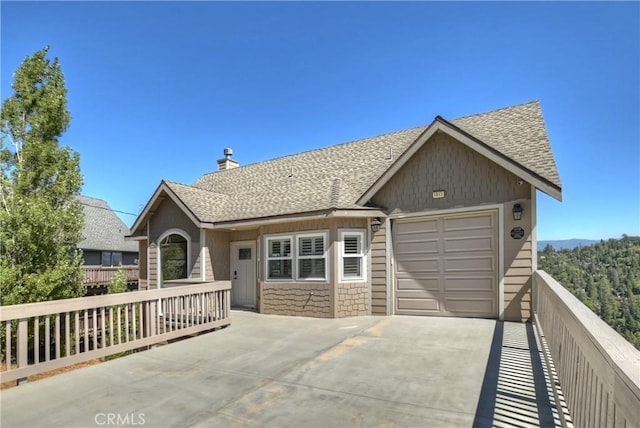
[0,47,84,305]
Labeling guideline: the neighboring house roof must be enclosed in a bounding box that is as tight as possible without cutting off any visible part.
[131,101,561,232]
[77,195,138,253]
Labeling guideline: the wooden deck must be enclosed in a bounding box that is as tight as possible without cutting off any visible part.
[82,266,139,286]
[0,281,231,384]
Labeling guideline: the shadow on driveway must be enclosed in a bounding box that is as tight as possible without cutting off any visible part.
[473,321,559,427]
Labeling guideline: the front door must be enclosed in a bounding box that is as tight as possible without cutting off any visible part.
[230,241,257,307]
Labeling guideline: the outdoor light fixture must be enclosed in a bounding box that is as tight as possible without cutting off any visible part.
[371,218,382,232]
[512,203,523,221]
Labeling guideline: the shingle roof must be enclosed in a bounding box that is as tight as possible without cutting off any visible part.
[450,101,561,188]
[157,101,561,225]
[77,195,138,252]
[189,126,424,222]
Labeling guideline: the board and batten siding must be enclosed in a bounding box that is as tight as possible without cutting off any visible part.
[370,219,388,315]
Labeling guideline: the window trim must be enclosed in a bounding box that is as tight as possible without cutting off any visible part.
[265,234,293,281]
[339,229,366,282]
[296,232,328,282]
[264,231,329,283]
[157,228,191,287]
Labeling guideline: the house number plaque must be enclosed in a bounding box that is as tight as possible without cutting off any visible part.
[510,227,525,239]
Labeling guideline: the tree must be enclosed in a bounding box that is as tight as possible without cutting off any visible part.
[0,47,84,306]
[108,267,129,294]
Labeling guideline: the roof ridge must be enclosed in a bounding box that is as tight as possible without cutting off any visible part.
[451,100,540,121]
[195,124,428,182]
[165,180,230,199]
[76,194,108,204]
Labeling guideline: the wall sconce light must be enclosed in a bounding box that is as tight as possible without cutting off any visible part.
[371,217,382,232]
[512,203,523,221]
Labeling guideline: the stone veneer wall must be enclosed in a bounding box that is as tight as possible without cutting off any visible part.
[261,283,332,318]
[336,282,369,317]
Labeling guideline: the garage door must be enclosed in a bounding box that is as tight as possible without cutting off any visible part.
[394,211,497,318]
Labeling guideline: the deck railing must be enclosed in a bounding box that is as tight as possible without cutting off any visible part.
[533,270,640,428]
[82,265,139,285]
[0,281,231,384]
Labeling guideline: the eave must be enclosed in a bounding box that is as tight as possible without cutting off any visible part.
[129,181,212,236]
[212,208,387,231]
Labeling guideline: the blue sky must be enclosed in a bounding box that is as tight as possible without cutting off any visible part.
[1,1,638,240]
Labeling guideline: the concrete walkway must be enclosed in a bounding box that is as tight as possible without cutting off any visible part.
[1,311,559,427]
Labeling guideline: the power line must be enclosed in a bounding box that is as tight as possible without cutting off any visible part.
[78,202,138,217]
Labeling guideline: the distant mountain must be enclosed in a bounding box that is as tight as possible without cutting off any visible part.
[537,239,599,251]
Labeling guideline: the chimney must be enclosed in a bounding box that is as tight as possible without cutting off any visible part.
[217,148,239,171]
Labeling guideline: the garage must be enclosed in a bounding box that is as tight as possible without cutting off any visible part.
[393,211,498,318]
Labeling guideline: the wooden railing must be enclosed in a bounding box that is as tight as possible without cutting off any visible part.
[533,270,640,428]
[83,266,139,285]
[0,281,231,384]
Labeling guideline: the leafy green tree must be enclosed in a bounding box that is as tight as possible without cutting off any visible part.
[108,267,129,294]
[0,47,84,305]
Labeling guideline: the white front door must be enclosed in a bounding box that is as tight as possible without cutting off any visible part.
[230,241,257,307]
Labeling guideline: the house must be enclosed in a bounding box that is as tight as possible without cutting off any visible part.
[128,101,561,322]
[77,195,139,289]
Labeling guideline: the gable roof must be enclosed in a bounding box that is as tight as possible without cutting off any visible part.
[451,101,561,188]
[77,195,138,253]
[131,101,561,232]
[359,101,562,203]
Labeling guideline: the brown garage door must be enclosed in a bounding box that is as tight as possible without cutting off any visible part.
[394,211,497,318]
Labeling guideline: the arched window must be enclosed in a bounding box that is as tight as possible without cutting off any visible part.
[160,233,188,281]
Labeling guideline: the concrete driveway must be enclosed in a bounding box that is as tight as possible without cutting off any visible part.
[1,310,557,427]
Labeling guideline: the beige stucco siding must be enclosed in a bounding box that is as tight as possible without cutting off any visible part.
[372,132,529,213]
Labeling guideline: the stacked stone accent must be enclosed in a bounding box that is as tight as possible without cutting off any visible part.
[336,283,369,317]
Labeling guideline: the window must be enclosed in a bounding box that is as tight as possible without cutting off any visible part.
[101,251,123,267]
[160,234,188,281]
[266,236,292,280]
[340,230,366,281]
[238,248,252,260]
[265,232,328,281]
[297,234,326,280]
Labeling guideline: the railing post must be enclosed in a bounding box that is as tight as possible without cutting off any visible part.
[532,271,538,315]
[17,318,28,385]
[149,300,156,337]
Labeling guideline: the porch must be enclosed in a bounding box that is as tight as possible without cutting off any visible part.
[1,272,638,427]
[1,310,560,427]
